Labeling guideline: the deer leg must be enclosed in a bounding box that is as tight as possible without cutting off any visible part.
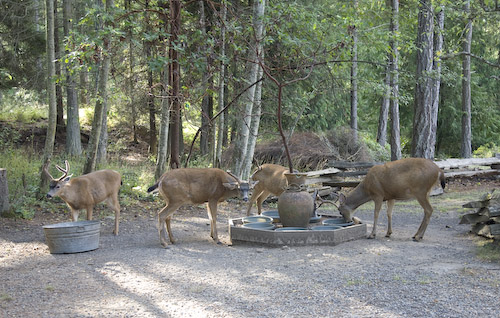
[256,190,271,215]
[106,195,120,235]
[368,199,383,239]
[246,189,264,216]
[207,201,221,244]
[385,199,395,237]
[413,195,434,241]
[158,202,181,248]
[70,208,80,222]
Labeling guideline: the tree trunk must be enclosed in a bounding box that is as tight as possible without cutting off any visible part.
[155,70,170,180]
[54,0,65,136]
[232,0,265,178]
[242,62,264,179]
[432,5,444,157]
[461,0,473,158]
[63,0,82,156]
[126,0,138,144]
[377,61,390,147]
[199,0,212,156]
[169,0,181,169]
[83,0,113,174]
[214,1,227,168]
[350,0,358,143]
[412,0,435,159]
[0,169,9,215]
[389,0,401,160]
[40,0,58,192]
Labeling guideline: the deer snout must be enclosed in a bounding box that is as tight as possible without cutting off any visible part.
[46,193,53,199]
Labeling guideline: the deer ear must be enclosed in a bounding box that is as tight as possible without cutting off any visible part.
[63,175,73,182]
[338,193,346,205]
[223,182,238,190]
[251,180,259,187]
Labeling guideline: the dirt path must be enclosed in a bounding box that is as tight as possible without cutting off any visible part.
[2,182,500,317]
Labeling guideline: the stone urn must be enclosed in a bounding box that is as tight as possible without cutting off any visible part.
[277,172,314,228]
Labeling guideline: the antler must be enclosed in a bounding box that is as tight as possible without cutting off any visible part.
[225,170,241,183]
[42,159,54,180]
[54,160,70,181]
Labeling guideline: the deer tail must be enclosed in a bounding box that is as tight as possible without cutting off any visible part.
[439,170,446,189]
[147,182,159,193]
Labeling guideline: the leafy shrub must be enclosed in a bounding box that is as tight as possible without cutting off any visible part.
[473,142,500,158]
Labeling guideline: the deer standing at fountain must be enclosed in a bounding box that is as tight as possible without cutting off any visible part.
[246,164,289,216]
[338,158,445,241]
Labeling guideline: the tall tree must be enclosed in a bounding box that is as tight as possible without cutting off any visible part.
[412,0,436,159]
[461,0,473,158]
[83,0,113,174]
[389,0,401,160]
[63,0,82,156]
[432,5,444,156]
[40,0,58,192]
[377,62,390,147]
[350,0,359,143]
[214,0,227,168]
[155,0,171,180]
[169,0,182,169]
[232,0,265,178]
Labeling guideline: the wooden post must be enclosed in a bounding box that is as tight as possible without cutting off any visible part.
[0,168,9,216]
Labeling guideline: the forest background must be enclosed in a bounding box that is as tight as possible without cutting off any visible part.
[1,0,500,218]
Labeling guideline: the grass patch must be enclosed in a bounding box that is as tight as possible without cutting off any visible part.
[475,239,500,262]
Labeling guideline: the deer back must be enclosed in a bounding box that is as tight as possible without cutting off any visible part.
[158,168,242,204]
[58,170,121,207]
[251,164,288,195]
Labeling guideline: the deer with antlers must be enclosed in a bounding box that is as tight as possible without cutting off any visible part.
[44,160,122,235]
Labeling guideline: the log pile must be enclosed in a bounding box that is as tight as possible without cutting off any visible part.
[461,189,500,239]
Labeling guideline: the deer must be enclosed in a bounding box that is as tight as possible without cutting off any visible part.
[44,160,122,235]
[147,168,256,248]
[246,164,289,216]
[338,158,446,241]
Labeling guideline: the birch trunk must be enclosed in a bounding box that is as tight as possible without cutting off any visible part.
[389,0,401,160]
[232,0,265,178]
[214,1,227,168]
[461,0,473,158]
[350,0,358,143]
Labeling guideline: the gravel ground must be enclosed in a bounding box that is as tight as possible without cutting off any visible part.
[2,184,500,318]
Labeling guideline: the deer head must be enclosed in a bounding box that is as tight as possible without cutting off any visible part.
[44,160,73,198]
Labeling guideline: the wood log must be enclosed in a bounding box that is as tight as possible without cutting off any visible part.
[489,223,500,236]
[435,157,500,169]
[460,213,490,224]
[0,169,9,216]
[472,223,493,238]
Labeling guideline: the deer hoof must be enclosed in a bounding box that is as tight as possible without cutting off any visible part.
[367,234,376,239]
[412,236,422,242]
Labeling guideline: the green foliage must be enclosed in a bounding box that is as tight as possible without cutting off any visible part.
[0,89,46,123]
[473,143,500,158]
[359,131,391,162]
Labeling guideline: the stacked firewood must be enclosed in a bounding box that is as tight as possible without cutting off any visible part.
[461,189,500,239]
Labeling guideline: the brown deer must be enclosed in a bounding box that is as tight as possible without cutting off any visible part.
[246,164,289,216]
[338,158,445,241]
[44,160,122,235]
[147,168,255,248]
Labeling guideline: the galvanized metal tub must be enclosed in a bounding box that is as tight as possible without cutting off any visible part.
[43,220,100,254]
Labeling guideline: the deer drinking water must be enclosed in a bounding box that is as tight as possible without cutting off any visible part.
[44,160,122,235]
[338,158,445,241]
[147,168,255,247]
